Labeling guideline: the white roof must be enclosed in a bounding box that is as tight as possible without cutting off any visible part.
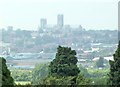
[92,56,114,61]
[104,56,114,61]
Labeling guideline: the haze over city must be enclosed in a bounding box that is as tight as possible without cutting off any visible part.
[0,0,119,30]
[1,0,120,86]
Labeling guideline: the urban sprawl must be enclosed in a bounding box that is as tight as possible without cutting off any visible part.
[0,14,118,69]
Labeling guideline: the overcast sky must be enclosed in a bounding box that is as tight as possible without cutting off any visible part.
[0,0,119,30]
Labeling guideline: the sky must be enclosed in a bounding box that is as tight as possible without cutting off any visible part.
[0,0,119,30]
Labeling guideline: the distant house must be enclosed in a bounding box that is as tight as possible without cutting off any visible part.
[78,59,86,63]
[92,56,113,61]
[104,56,114,61]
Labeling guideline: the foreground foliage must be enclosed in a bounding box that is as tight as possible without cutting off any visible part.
[32,63,48,84]
[11,68,32,81]
[108,41,120,85]
[39,46,87,85]
[0,57,14,86]
[49,46,80,77]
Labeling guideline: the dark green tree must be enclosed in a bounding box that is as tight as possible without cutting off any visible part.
[49,46,80,76]
[95,57,104,68]
[0,57,14,86]
[108,41,120,85]
[33,46,90,85]
[40,46,80,85]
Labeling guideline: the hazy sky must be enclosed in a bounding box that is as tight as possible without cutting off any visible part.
[0,0,119,30]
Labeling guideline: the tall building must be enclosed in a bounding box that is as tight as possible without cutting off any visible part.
[7,26,13,31]
[40,18,47,29]
[57,14,64,29]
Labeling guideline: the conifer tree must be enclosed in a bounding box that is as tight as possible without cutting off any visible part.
[0,57,14,86]
[49,46,80,76]
[108,41,120,85]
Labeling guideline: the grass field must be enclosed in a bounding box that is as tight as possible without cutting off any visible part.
[15,81,31,85]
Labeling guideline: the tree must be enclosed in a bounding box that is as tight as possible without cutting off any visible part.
[78,64,90,77]
[76,73,91,85]
[11,68,32,81]
[32,63,48,85]
[49,46,80,77]
[40,46,80,85]
[108,41,120,85]
[0,57,14,86]
[32,46,90,85]
[95,57,104,68]
[41,76,77,85]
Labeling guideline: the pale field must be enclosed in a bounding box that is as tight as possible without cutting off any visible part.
[15,81,31,85]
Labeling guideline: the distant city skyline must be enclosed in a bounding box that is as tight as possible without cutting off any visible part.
[0,0,119,30]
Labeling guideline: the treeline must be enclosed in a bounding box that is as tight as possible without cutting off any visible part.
[1,29,118,53]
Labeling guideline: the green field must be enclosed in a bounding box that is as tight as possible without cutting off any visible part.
[15,81,31,85]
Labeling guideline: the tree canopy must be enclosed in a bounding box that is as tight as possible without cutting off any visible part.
[39,46,80,85]
[108,41,120,85]
[0,57,14,86]
[95,57,104,68]
[32,63,48,85]
[49,46,80,76]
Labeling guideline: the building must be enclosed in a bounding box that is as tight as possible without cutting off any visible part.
[7,26,13,31]
[40,18,47,29]
[7,26,13,30]
[57,14,64,29]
